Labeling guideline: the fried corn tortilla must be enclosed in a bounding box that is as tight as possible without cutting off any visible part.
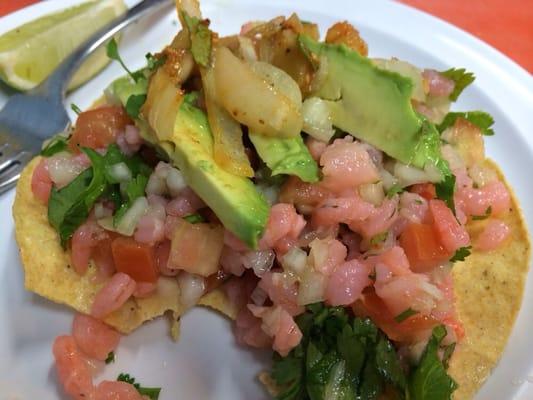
[13,157,236,333]
[13,156,530,398]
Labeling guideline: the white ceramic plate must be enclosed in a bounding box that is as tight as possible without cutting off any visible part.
[1,1,532,399]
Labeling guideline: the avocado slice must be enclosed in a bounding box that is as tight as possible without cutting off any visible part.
[299,35,434,169]
[138,69,269,248]
[249,131,319,183]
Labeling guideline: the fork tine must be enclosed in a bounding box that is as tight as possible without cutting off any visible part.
[0,164,22,195]
[0,150,34,174]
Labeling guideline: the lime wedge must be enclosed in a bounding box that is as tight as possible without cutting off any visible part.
[0,0,127,91]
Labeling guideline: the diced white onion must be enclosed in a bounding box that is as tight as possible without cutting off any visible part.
[242,250,275,277]
[281,247,307,276]
[107,162,132,183]
[249,60,302,106]
[166,167,187,197]
[297,268,327,306]
[97,216,115,232]
[238,36,257,62]
[441,144,464,171]
[146,173,167,196]
[310,55,329,94]
[115,196,149,236]
[379,168,398,191]
[46,153,86,188]
[302,97,335,142]
[94,202,112,219]
[177,272,206,309]
[394,162,432,187]
[358,182,384,206]
[468,163,497,188]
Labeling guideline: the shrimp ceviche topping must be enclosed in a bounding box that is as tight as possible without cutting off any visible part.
[18,0,519,399]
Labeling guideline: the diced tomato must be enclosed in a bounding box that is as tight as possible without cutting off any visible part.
[409,183,436,201]
[353,289,439,343]
[399,223,451,272]
[69,106,131,152]
[111,237,158,283]
[429,199,470,253]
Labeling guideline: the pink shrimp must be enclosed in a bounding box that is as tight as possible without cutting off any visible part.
[91,273,137,319]
[367,246,411,276]
[429,199,470,253]
[134,213,165,245]
[308,237,347,275]
[71,221,107,275]
[422,69,455,97]
[259,203,305,249]
[312,194,374,228]
[95,381,144,400]
[399,192,429,224]
[459,181,511,217]
[52,335,94,400]
[306,137,328,161]
[320,137,379,193]
[475,219,511,251]
[220,246,245,276]
[234,307,272,348]
[31,158,53,204]
[325,259,371,306]
[350,196,399,238]
[166,187,205,217]
[154,240,177,276]
[72,313,120,361]
[249,305,302,357]
[133,281,158,298]
[258,272,304,316]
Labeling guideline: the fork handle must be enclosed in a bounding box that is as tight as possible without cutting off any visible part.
[33,0,173,99]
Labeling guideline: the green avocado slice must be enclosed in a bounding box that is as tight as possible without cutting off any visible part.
[299,35,433,169]
[249,131,319,183]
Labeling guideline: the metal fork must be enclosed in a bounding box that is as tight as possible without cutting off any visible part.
[0,0,173,195]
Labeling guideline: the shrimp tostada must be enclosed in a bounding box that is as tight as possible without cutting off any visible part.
[12,0,530,398]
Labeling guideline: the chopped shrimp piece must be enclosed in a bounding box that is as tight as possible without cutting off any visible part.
[71,221,107,275]
[95,381,144,400]
[72,313,120,361]
[306,137,328,161]
[155,240,177,276]
[312,193,374,228]
[308,238,347,275]
[52,335,94,400]
[475,219,511,251]
[279,176,331,214]
[134,213,165,245]
[165,187,205,217]
[258,272,304,316]
[375,270,443,316]
[91,273,137,319]
[350,196,399,238]
[399,192,429,224]
[325,21,368,56]
[260,203,305,249]
[320,138,379,193]
[326,259,371,306]
[234,307,272,348]
[220,246,245,276]
[429,199,470,253]
[31,158,53,204]
[422,69,455,97]
[459,181,511,217]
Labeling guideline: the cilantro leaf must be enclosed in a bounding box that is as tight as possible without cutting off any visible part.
[450,246,471,262]
[71,103,82,115]
[182,13,212,67]
[437,111,495,136]
[440,68,475,101]
[125,94,147,118]
[145,52,166,71]
[47,145,152,245]
[435,172,456,211]
[105,351,115,364]
[409,326,457,400]
[117,373,161,400]
[106,38,145,82]
[394,307,419,323]
[183,213,205,224]
[41,135,68,157]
